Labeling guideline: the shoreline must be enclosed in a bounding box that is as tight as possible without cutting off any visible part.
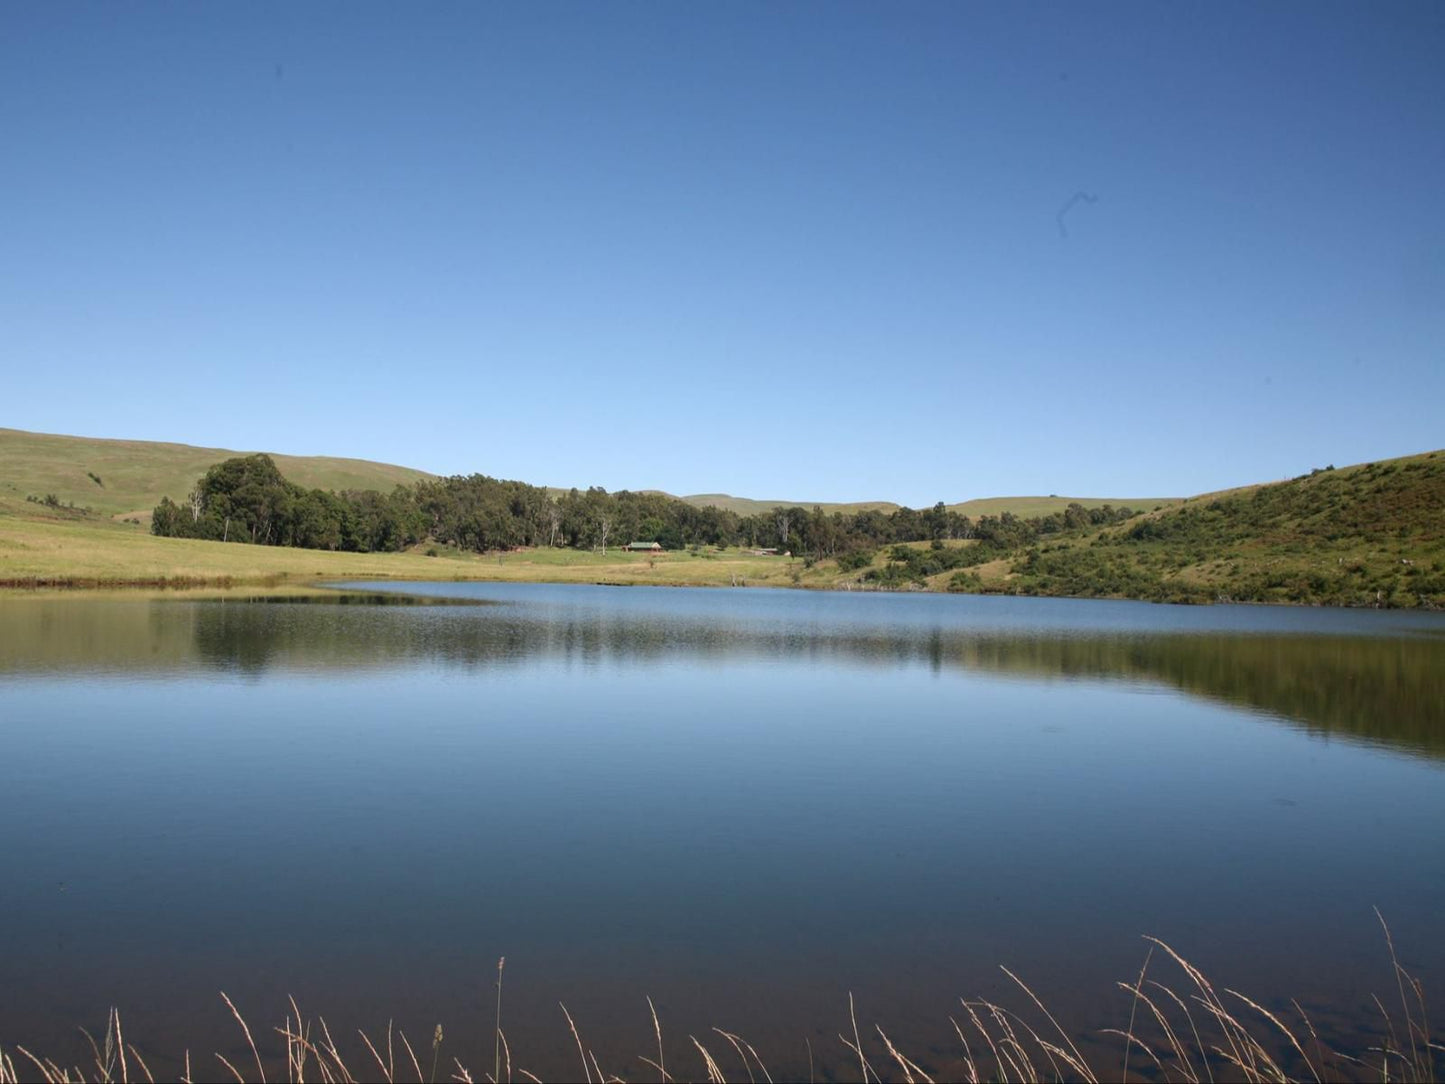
[3,503,1441,609]
[3,570,1440,612]
[1,930,1436,1084]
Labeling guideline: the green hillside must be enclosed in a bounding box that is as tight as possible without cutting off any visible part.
[947,494,1177,518]
[0,428,434,519]
[961,451,1445,606]
[1,426,1178,524]
[3,426,1442,606]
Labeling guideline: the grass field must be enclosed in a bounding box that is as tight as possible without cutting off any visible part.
[0,427,434,520]
[0,496,814,590]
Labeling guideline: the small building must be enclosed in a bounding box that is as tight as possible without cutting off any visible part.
[624,541,664,552]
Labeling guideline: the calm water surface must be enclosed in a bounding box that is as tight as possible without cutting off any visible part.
[2,583,1443,1079]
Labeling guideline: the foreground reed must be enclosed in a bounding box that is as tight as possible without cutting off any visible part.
[2,918,1439,1084]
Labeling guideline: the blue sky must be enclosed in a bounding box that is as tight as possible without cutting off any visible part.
[3,2,1442,505]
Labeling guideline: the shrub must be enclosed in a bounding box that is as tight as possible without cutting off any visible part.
[836,550,876,572]
[946,570,983,592]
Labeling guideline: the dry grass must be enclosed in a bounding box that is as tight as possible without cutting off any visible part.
[0,499,484,586]
[0,425,1177,527]
[0,427,433,518]
[2,923,1438,1084]
[945,496,1179,519]
[0,498,811,591]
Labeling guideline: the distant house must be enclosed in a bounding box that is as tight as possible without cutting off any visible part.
[624,541,663,552]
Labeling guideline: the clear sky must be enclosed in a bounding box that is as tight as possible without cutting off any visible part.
[3,2,1442,506]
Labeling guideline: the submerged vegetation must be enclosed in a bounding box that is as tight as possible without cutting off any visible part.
[2,923,1437,1083]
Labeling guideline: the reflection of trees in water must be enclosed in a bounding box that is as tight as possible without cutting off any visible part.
[3,597,1442,760]
[192,604,279,674]
[956,634,1445,759]
[160,604,1445,759]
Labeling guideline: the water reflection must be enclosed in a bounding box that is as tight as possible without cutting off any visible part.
[1,585,1443,1080]
[2,588,1441,759]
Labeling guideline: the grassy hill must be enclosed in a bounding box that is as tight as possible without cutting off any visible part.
[674,493,1178,518]
[5,427,1441,606]
[0,428,434,519]
[0,492,816,590]
[2,426,1177,523]
[947,494,1177,518]
[925,451,1444,607]
[674,492,901,516]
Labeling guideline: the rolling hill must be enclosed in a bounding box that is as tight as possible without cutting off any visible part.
[2,427,1441,605]
[0,428,435,519]
[946,495,1177,518]
[954,450,1445,606]
[670,493,1179,519]
[2,426,1177,522]
[672,493,900,516]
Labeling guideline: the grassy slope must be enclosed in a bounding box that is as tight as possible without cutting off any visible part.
[5,427,1441,606]
[954,450,1445,606]
[2,426,1174,522]
[737,450,1441,607]
[0,495,806,589]
[19,432,1433,600]
[0,427,434,518]
[674,492,901,516]
[947,494,1177,518]
[676,493,1179,518]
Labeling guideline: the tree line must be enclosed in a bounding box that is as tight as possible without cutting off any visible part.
[152,454,1138,559]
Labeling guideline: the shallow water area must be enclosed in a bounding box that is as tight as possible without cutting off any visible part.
[2,583,1443,1080]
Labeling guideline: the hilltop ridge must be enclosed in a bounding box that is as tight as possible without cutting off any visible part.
[0,426,1174,520]
[0,427,434,519]
[0,429,1440,606]
[952,450,1445,606]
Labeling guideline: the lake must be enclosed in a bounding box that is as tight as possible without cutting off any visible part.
[2,583,1443,1081]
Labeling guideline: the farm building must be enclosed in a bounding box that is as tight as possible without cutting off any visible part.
[624,541,664,552]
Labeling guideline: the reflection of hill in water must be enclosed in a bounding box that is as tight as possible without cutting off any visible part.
[2,594,1442,761]
[955,634,1445,761]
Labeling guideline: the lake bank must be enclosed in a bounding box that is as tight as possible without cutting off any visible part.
[3,492,1443,607]
[0,500,806,591]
